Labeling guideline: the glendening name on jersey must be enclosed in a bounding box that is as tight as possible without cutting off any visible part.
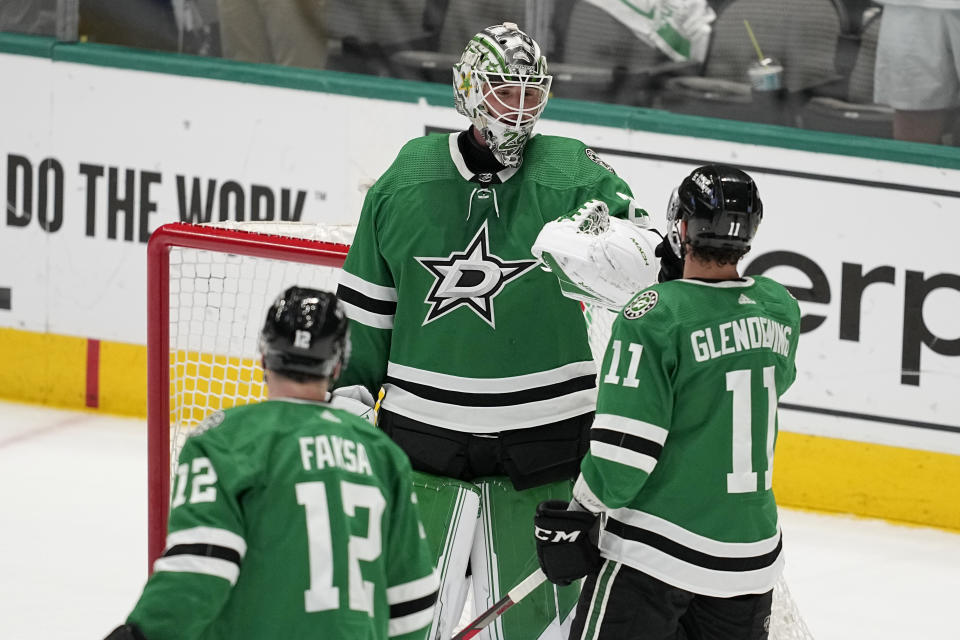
[573,276,801,598]
[690,315,793,362]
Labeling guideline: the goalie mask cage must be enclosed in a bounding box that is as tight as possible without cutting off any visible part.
[146,222,813,640]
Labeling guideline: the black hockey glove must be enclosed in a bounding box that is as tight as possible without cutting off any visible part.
[534,500,602,586]
[104,624,148,640]
[655,236,684,282]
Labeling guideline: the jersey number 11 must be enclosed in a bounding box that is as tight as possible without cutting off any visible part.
[726,366,777,494]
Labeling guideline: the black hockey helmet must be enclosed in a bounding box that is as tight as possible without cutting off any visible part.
[668,164,763,252]
[259,286,349,380]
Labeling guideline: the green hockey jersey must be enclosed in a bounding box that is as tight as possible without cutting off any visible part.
[336,132,645,434]
[127,399,438,640]
[572,276,801,597]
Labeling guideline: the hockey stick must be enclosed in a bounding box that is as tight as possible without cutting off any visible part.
[450,568,547,640]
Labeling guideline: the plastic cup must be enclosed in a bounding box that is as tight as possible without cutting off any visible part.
[748,57,783,91]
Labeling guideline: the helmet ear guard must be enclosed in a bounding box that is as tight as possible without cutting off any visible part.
[259,287,350,381]
[453,22,552,167]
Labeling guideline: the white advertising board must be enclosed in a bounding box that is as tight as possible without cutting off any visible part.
[1,53,958,453]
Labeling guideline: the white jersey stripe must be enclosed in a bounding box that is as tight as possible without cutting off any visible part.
[388,607,436,637]
[381,383,596,433]
[386,570,440,604]
[338,270,397,301]
[608,508,782,557]
[592,414,668,445]
[164,526,247,558]
[600,532,783,597]
[153,555,241,585]
[572,474,612,513]
[590,441,658,473]
[341,299,394,329]
[386,360,597,393]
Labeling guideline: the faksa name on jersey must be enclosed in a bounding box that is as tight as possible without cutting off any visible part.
[299,432,373,475]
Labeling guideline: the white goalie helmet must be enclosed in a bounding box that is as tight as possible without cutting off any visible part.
[453,22,552,167]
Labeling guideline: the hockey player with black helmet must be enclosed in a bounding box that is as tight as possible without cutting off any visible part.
[534,166,802,639]
[105,287,437,640]
[335,21,666,640]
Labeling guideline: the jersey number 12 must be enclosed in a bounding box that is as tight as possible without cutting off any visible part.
[296,480,385,615]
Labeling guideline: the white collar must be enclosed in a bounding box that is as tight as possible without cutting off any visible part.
[677,277,756,288]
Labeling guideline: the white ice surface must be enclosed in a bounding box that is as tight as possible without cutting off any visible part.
[1,399,958,640]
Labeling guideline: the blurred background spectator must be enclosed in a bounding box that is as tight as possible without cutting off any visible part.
[2,0,958,146]
[0,0,56,36]
[873,0,960,144]
[217,0,328,69]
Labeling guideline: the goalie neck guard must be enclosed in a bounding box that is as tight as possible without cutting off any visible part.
[453,22,552,168]
[259,287,350,380]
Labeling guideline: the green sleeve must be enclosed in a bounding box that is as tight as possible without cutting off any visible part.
[336,186,394,398]
[593,169,651,226]
[562,151,652,227]
[384,456,439,640]
[127,430,249,640]
[576,296,676,511]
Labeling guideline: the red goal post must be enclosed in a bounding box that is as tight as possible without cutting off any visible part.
[146,222,351,568]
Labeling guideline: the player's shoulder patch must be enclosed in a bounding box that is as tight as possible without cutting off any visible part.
[189,410,226,439]
[585,148,616,175]
[623,289,658,320]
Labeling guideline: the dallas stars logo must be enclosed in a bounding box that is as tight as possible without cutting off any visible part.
[416,221,538,327]
[457,71,473,96]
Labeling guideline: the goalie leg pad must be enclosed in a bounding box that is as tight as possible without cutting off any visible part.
[412,471,481,640]
[470,476,581,640]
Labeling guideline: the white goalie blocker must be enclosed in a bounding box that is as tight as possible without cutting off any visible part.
[532,199,662,309]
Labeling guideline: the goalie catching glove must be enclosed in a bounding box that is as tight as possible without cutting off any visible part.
[534,500,602,586]
[532,199,661,309]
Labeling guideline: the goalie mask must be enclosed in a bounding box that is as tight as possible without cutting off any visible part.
[666,164,763,256]
[259,286,350,380]
[453,22,552,167]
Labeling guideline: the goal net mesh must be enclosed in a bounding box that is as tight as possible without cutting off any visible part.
[164,222,354,464]
[154,222,813,640]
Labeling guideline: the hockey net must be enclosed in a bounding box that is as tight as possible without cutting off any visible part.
[147,221,813,639]
[146,221,353,568]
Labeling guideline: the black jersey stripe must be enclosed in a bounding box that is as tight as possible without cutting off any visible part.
[590,428,663,460]
[384,373,596,407]
[163,543,242,567]
[336,283,398,315]
[604,519,782,572]
[389,590,439,619]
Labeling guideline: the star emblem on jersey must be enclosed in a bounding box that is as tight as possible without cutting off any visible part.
[416,221,538,327]
[623,290,658,319]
